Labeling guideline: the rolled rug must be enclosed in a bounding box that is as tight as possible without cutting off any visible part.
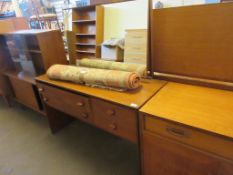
[77,58,147,77]
[47,64,141,90]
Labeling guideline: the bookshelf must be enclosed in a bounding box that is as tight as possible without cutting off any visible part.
[72,5,104,60]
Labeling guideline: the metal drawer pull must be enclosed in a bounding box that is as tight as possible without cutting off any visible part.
[76,102,85,107]
[38,88,44,92]
[166,126,190,138]
[109,123,117,130]
[43,97,48,102]
[106,109,115,116]
[81,113,88,119]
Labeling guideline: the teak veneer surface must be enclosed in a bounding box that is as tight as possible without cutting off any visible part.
[36,74,166,109]
[151,3,233,84]
[140,82,233,139]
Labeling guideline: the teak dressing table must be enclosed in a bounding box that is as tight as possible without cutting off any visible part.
[139,2,233,175]
[36,74,166,143]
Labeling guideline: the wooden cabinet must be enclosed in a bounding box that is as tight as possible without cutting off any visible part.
[72,6,104,59]
[1,29,66,112]
[142,132,233,175]
[92,98,138,143]
[140,82,233,175]
[0,18,26,105]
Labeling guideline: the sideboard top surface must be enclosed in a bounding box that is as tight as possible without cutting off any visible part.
[140,82,233,139]
[36,74,167,109]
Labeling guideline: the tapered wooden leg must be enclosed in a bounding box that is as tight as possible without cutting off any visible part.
[45,104,74,134]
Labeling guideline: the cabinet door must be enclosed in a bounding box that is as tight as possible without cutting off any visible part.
[142,133,220,175]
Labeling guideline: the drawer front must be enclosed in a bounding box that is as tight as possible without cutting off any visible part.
[125,30,147,45]
[37,83,92,123]
[124,52,147,64]
[92,98,138,143]
[125,44,147,53]
[143,114,233,161]
[125,36,147,46]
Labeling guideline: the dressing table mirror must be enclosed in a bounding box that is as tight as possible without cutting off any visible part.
[69,0,149,71]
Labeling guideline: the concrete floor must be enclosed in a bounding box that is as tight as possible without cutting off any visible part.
[0,98,139,175]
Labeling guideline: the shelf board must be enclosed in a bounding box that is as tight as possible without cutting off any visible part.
[72,19,96,23]
[76,33,96,37]
[76,43,96,46]
[76,50,96,54]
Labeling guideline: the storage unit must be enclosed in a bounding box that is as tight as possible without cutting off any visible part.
[0,18,29,106]
[3,29,67,113]
[72,5,104,60]
[140,83,233,175]
[124,29,147,64]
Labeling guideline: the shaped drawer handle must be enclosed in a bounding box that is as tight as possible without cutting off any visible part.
[166,126,190,138]
[81,113,88,119]
[109,123,117,130]
[38,87,44,92]
[43,97,48,102]
[106,109,115,116]
[76,102,85,107]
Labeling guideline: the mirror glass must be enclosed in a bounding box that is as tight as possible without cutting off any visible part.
[101,0,149,66]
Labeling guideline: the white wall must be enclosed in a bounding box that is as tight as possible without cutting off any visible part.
[103,0,148,40]
[153,0,205,8]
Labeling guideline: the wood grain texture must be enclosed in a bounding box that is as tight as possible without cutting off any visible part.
[37,30,67,70]
[36,74,167,109]
[140,82,233,139]
[7,72,40,111]
[37,82,93,124]
[0,17,29,34]
[92,98,138,143]
[142,133,233,175]
[143,114,233,161]
[72,5,104,59]
[151,3,233,84]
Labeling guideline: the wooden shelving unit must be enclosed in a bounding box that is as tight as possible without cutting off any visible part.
[2,29,67,114]
[72,5,104,60]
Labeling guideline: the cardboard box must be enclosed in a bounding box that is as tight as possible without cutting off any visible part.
[101,45,124,62]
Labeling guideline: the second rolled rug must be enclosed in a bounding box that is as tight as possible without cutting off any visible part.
[77,58,147,77]
[47,64,141,90]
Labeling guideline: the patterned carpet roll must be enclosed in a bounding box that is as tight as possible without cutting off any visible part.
[78,58,147,77]
[47,65,141,90]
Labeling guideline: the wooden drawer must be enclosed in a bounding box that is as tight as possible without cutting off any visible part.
[125,36,147,45]
[37,83,92,123]
[125,30,147,44]
[125,44,147,53]
[142,114,233,161]
[92,98,138,143]
[124,52,147,64]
